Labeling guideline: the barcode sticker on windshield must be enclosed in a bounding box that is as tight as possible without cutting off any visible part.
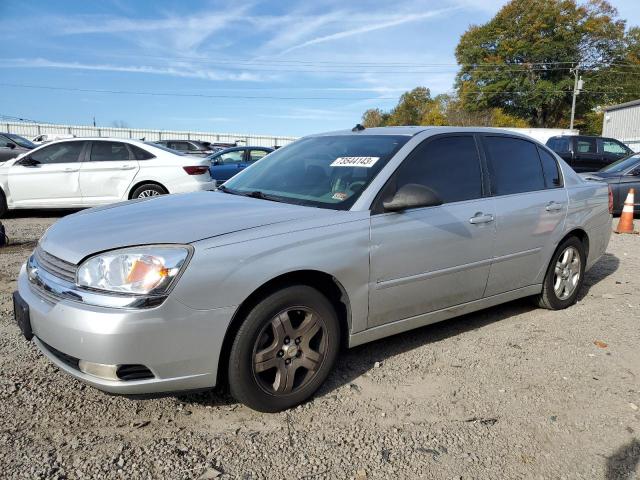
[330,156,380,168]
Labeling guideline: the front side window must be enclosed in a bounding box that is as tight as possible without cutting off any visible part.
[394,135,483,204]
[90,141,130,161]
[576,137,596,154]
[217,150,244,164]
[29,142,85,164]
[223,135,410,210]
[601,139,628,155]
[249,149,270,162]
[484,136,545,195]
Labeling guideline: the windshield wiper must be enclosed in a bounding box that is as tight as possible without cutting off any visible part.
[217,185,284,203]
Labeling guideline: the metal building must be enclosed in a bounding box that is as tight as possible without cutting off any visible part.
[602,99,640,152]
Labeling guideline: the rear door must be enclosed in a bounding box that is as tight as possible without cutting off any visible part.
[368,134,495,327]
[572,137,601,172]
[8,141,86,206]
[79,140,140,205]
[482,136,567,296]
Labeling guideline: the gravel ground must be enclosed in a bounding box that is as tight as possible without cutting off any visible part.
[1,212,639,480]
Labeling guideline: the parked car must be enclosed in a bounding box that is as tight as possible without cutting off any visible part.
[208,146,274,185]
[13,127,611,412]
[581,153,640,215]
[546,135,634,172]
[154,140,217,157]
[32,133,76,145]
[0,133,36,162]
[0,137,214,216]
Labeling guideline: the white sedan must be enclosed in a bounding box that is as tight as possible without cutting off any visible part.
[0,138,215,216]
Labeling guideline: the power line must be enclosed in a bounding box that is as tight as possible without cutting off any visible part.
[2,83,638,101]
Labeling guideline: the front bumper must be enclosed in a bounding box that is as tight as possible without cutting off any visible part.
[17,266,236,394]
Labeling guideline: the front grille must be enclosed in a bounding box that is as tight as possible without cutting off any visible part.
[40,340,80,370]
[116,365,155,381]
[34,247,77,283]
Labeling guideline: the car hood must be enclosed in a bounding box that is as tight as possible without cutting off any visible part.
[39,191,339,264]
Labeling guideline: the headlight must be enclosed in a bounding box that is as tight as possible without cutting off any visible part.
[76,246,191,295]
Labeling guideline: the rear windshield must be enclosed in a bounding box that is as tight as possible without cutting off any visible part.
[222,135,410,210]
[5,133,36,149]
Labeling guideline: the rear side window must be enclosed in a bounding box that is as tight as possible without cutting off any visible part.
[90,141,130,161]
[546,137,571,153]
[395,135,482,204]
[537,147,562,188]
[30,142,85,164]
[484,136,545,195]
[130,145,155,160]
[576,137,596,154]
[249,149,270,162]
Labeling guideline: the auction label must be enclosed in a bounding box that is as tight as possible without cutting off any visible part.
[330,156,380,168]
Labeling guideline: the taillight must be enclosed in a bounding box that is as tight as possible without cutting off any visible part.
[608,185,613,214]
[183,166,209,175]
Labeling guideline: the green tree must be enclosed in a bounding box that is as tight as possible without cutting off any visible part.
[386,87,433,125]
[455,0,629,127]
[361,108,388,127]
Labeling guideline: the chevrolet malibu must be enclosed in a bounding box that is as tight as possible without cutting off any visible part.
[14,126,612,412]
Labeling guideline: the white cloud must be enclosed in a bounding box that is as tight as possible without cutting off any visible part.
[277,8,458,55]
[0,58,264,82]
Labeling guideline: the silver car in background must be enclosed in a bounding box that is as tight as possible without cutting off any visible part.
[14,126,612,412]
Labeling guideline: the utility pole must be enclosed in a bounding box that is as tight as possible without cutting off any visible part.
[569,66,584,130]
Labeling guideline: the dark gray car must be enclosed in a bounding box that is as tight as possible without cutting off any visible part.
[0,133,36,162]
[581,153,640,214]
[154,140,216,157]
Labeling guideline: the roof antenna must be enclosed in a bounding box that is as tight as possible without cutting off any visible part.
[352,123,365,132]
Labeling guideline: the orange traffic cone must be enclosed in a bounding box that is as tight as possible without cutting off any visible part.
[615,188,636,234]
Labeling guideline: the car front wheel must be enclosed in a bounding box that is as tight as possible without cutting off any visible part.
[536,236,586,310]
[228,285,340,412]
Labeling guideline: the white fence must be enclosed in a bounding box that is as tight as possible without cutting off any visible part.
[2,121,298,148]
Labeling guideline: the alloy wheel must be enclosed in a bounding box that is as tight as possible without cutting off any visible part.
[553,246,581,300]
[252,307,327,395]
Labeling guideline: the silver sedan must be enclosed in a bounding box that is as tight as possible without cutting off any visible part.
[14,126,612,412]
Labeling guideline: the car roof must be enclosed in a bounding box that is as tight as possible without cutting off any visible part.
[211,146,274,154]
[309,125,545,140]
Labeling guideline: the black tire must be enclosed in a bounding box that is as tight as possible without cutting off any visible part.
[0,189,7,218]
[130,183,166,199]
[536,236,586,310]
[228,285,340,412]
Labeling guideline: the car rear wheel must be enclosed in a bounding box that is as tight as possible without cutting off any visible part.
[131,184,166,199]
[0,190,7,218]
[536,236,586,310]
[228,285,340,412]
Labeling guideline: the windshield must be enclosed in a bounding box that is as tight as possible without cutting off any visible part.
[222,135,410,210]
[599,153,639,173]
[5,133,35,149]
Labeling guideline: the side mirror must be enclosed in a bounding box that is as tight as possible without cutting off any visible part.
[6,142,16,149]
[630,168,640,177]
[17,157,40,167]
[383,184,443,212]
[212,159,222,166]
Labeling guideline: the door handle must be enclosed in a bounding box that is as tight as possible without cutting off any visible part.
[119,165,136,170]
[545,201,564,212]
[469,212,495,224]
[63,167,79,172]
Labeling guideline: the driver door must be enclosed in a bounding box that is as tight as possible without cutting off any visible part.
[8,141,86,207]
[369,134,495,327]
